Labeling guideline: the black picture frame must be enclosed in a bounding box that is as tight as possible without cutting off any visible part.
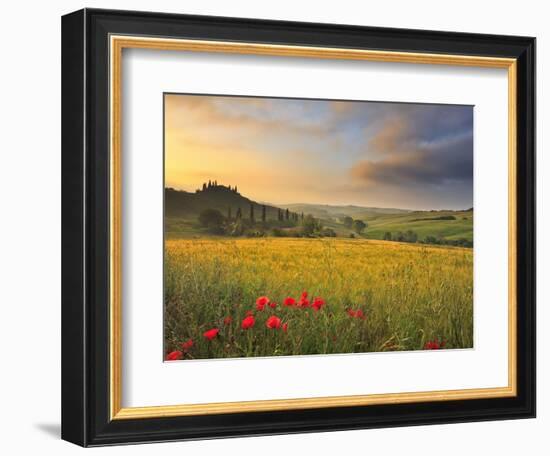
[62,8,535,447]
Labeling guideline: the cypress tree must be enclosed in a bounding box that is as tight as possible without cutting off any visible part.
[261,205,266,222]
[236,207,242,220]
[285,208,289,220]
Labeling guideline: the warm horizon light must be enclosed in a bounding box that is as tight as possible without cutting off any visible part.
[165,94,473,211]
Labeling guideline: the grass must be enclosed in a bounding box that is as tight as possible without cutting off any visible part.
[362,210,473,241]
[164,237,473,360]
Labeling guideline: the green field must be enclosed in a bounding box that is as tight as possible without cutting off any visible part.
[362,210,473,241]
[164,237,473,360]
[166,209,473,243]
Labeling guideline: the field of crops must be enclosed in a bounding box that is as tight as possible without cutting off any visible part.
[164,237,473,360]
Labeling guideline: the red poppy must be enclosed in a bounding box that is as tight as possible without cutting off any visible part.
[181,339,193,351]
[266,315,282,329]
[223,316,232,325]
[166,350,182,361]
[268,301,277,309]
[298,292,310,307]
[283,297,296,306]
[241,315,255,330]
[203,328,219,340]
[282,322,288,332]
[312,297,325,311]
[424,339,445,350]
[347,309,366,319]
[256,295,270,310]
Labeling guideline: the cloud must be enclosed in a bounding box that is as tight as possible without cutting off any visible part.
[350,104,473,193]
[165,94,473,209]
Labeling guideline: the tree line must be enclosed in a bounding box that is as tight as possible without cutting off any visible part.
[198,204,339,238]
[382,230,473,248]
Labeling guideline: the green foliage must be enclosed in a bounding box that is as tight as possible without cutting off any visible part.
[301,214,322,236]
[320,227,337,237]
[410,215,457,222]
[353,219,367,234]
[198,208,225,233]
[342,216,353,229]
[392,230,418,243]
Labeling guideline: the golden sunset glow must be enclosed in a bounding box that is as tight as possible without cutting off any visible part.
[165,93,473,209]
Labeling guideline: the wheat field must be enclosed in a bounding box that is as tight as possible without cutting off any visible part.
[164,237,473,360]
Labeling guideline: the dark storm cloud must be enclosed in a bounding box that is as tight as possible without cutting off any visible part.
[350,104,473,193]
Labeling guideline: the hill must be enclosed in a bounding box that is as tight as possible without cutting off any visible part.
[285,203,410,219]
[362,210,473,241]
[165,185,282,220]
[165,184,472,245]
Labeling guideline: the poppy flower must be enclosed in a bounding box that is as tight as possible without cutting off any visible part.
[166,350,182,361]
[181,339,193,351]
[268,301,277,309]
[298,294,310,307]
[347,309,366,319]
[266,315,282,329]
[245,310,254,317]
[203,328,219,340]
[312,297,325,311]
[282,322,288,333]
[223,316,232,325]
[256,296,270,310]
[283,297,296,307]
[241,315,255,330]
[424,339,445,350]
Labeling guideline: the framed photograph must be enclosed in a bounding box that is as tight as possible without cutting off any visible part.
[61,8,535,446]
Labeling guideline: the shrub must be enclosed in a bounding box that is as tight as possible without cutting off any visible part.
[198,208,225,233]
[321,228,337,237]
[352,219,367,234]
[341,216,353,229]
[271,227,287,237]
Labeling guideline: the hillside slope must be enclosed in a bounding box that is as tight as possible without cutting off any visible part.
[285,203,409,219]
[363,210,473,241]
[165,186,283,219]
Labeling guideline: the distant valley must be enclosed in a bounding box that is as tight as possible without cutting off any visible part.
[165,184,473,247]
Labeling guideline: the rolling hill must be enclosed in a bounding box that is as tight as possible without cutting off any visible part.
[165,186,282,219]
[165,185,472,244]
[362,209,473,241]
[284,203,410,219]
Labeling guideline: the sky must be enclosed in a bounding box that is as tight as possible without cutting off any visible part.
[165,94,473,210]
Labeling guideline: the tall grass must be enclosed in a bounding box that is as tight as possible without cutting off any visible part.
[164,238,473,359]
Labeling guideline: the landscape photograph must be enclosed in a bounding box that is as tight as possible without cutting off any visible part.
[163,93,474,361]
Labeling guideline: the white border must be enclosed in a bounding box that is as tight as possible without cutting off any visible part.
[121,48,509,407]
